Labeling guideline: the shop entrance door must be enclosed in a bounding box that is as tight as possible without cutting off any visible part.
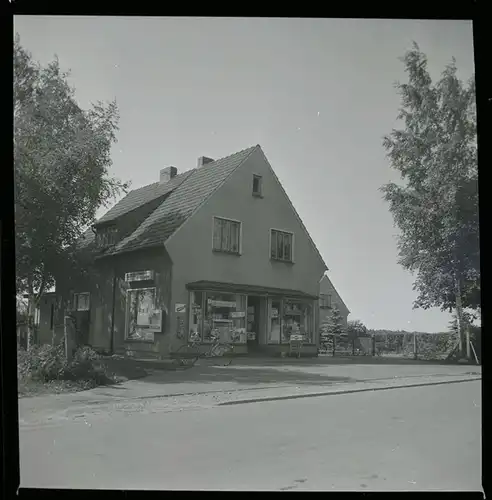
[246,296,261,351]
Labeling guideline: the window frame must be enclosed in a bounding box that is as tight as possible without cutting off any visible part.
[319,293,332,309]
[73,292,90,312]
[95,225,118,248]
[212,216,242,255]
[270,229,294,263]
[252,174,263,197]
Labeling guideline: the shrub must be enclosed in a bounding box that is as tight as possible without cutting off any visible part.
[18,343,68,382]
[18,343,114,386]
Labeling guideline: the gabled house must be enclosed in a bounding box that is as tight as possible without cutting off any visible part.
[52,145,328,358]
[319,274,350,331]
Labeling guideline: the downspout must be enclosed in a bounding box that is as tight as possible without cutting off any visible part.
[110,264,117,355]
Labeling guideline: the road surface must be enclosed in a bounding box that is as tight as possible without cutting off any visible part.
[19,380,482,491]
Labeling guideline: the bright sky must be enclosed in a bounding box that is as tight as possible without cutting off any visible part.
[14,16,475,332]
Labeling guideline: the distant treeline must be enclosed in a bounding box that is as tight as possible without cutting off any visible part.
[367,329,448,337]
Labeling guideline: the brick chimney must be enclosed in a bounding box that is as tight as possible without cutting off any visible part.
[160,166,177,184]
[197,156,214,168]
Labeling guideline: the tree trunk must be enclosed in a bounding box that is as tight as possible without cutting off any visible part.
[454,274,467,359]
[26,292,36,350]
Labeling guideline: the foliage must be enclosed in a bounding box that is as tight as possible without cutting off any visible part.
[17,343,113,386]
[328,306,345,337]
[14,34,129,344]
[381,42,479,315]
[347,319,368,340]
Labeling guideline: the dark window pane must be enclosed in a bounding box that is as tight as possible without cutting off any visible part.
[277,232,284,260]
[271,230,277,258]
[284,233,292,261]
[213,218,221,250]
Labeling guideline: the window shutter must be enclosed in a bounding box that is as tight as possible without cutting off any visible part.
[231,222,239,253]
[213,218,222,250]
[285,233,292,261]
[271,230,277,259]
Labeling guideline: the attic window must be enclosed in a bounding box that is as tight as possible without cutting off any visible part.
[320,294,332,309]
[96,225,118,248]
[252,175,262,197]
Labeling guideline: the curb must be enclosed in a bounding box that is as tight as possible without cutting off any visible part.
[218,376,481,406]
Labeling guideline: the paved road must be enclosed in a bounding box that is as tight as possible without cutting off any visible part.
[19,380,482,491]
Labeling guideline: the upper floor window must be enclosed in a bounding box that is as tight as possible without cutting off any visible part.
[252,175,263,197]
[213,217,241,254]
[319,293,332,309]
[95,225,118,248]
[271,229,294,262]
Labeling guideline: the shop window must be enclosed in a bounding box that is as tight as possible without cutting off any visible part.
[320,293,332,309]
[252,175,263,196]
[282,300,313,343]
[268,299,282,343]
[268,298,314,344]
[189,291,204,342]
[200,292,247,344]
[126,287,160,341]
[213,217,241,254]
[270,229,293,262]
[73,292,90,311]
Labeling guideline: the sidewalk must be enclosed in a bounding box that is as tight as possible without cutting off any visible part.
[19,361,481,428]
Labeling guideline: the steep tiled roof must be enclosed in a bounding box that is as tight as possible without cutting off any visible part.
[95,170,194,226]
[107,145,258,255]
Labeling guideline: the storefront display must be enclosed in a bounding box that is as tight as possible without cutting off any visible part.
[188,290,314,347]
[189,291,247,343]
[267,298,314,344]
[268,300,282,343]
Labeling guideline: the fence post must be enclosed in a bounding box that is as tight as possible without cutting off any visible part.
[371,335,376,356]
[352,338,355,356]
[332,335,336,357]
[413,332,418,360]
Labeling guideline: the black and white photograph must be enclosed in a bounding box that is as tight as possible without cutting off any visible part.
[11,15,481,492]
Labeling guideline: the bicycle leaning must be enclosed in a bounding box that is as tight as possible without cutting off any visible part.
[172,331,234,368]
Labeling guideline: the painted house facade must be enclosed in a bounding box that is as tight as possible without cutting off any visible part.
[319,274,350,331]
[52,145,328,358]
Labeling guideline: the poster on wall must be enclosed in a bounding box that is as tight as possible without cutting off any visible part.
[175,303,186,313]
[177,317,185,339]
[128,288,159,340]
[147,310,163,332]
[271,308,279,318]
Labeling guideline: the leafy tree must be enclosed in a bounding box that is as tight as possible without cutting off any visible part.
[347,319,367,340]
[328,306,344,337]
[381,42,479,359]
[14,34,128,347]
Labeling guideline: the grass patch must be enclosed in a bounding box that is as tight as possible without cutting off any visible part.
[17,344,119,398]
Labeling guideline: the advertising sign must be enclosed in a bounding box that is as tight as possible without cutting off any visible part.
[125,270,154,282]
[208,300,237,308]
[231,311,245,318]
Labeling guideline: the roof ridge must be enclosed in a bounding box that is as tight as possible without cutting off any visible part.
[108,144,259,256]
